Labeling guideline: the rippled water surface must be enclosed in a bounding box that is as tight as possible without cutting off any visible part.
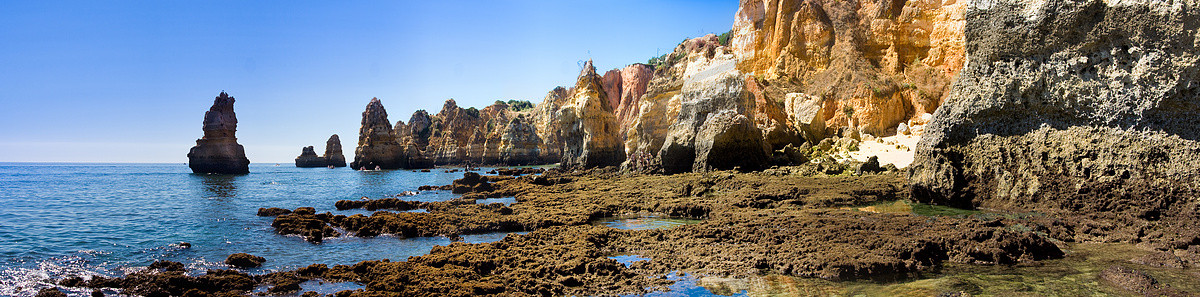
[0,163,509,296]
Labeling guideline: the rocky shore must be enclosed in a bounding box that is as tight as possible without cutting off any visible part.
[56,164,1200,295]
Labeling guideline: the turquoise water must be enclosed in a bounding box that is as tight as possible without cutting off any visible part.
[0,163,513,296]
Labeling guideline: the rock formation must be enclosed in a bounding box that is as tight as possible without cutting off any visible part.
[731,0,966,135]
[187,92,250,174]
[294,146,323,167]
[295,134,346,168]
[557,60,626,168]
[323,134,346,167]
[350,98,406,169]
[908,0,1200,244]
[654,40,770,173]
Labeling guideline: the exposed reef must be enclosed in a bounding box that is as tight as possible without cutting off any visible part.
[187,92,250,174]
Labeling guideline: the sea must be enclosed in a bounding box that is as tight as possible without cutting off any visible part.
[0,163,521,296]
[0,163,738,297]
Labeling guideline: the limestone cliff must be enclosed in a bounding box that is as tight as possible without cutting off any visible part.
[187,92,250,174]
[731,0,966,136]
[557,60,626,168]
[350,98,406,169]
[908,0,1200,244]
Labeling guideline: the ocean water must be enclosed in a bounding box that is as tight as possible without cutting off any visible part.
[0,163,512,296]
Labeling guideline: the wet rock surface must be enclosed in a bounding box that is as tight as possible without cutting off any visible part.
[225,253,266,268]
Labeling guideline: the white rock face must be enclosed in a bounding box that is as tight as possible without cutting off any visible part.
[784,92,826,143]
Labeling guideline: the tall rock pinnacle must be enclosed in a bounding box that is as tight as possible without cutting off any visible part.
[187,92,251,174]
[350,98,405,169]
[323,134,347,167]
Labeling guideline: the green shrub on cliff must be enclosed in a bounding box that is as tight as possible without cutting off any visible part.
[718,30,733,46]
[506,100,534,111]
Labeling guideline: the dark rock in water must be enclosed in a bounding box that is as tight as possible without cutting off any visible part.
[225,253,266,268]
[90,289,103,297]
[271,208,340,243]
[323,134,347,167]
[297,135,348,168]
[856,156,883,175]
[334,198,422,211]
[452,172,493,194]
[257,207,292,217]
[294,146,323,167]
[187,92,251,174]
[176,242,191,249]
[147,260,185,272]
[34,288,66,297]
[350,98,406,170]
[78,262,256,296]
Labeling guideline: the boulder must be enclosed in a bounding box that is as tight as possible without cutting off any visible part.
[692,111,769,171]
[856,156,883,175]
[658,50,762,173]
[784,93,826,143]
[188,92,250,174]
[224,253,266,268]
[350,98,405,169]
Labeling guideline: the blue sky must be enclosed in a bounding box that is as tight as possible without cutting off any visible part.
[0,1,738,163]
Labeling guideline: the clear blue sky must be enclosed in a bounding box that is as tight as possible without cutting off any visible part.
[0,1,738,163]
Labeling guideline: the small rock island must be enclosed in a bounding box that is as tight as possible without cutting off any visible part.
[187,92,251,174]
[295,134,347,167]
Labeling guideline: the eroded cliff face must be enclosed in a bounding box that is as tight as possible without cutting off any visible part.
[188,92,250,174]
[908,0,1200,245]
[732,0,966,136]
[557,60,626,168]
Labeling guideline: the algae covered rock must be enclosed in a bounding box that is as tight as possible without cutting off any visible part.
[225,253,266,268]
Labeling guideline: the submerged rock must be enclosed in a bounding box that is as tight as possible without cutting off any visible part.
[224,253,266,268]
[187,92,251,174]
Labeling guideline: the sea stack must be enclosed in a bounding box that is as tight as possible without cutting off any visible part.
[187,92,251,174]
[323,134,347,167]
[294,146,323,167]
[350,98,405,169]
